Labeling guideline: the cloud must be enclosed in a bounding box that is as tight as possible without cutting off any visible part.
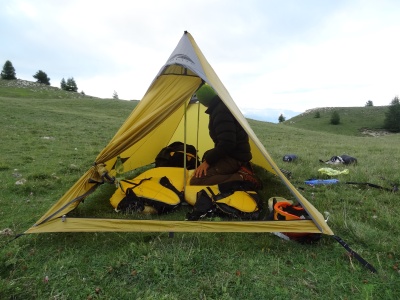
[1,0,400,113]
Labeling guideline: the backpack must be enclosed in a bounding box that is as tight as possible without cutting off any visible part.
[320,154,357,165]
[110,167,186,214]
[185,181,262,220]
[283,154,298,162]
[155,141,200,170]
[267,197,321,244]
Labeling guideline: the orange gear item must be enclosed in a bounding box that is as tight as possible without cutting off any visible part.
[273,201,307,221]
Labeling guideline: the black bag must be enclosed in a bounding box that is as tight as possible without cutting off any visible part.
[155,141,200,169]
[116,176,184,214]
[320,154,357,165]
[110,167,188,214]
[283,154,297,162]
[186,181,262,221]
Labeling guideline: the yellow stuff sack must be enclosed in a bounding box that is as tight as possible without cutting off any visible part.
[110,167,187,214]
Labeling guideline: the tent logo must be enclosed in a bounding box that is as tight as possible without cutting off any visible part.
[168,54,195,65]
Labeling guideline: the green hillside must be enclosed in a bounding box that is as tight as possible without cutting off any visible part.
[283,106,389,136]
[1,81,399,299]
[1,79,389,137]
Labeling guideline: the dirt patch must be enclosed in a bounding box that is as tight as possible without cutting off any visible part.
[360,129,391,137]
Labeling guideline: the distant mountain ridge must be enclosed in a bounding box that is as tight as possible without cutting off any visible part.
[241,107,302,123]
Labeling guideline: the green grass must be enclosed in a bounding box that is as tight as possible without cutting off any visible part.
[1,80,400,299]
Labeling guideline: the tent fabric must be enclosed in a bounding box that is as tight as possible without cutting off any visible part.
[25,218,321,234]
[25,31,334,237]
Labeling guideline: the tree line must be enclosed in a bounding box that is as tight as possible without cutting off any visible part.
[1,60,78,93]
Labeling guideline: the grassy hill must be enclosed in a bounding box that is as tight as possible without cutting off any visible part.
[1,80,399,299]
[1,78,389,136]
[283,106,389,136]
[0,78,99,99]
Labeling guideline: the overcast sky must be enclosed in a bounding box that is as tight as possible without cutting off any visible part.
[2,0,400,121]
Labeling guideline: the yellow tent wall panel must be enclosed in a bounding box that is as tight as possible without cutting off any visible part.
[25,31,334,237]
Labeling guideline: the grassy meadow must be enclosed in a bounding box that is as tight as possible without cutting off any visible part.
[0,79,399,299]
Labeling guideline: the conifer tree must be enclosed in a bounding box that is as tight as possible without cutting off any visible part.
[113,90,119,99]
[278,114,285,123]
[1,60,17,80]
[61,77,78,92]
[383,96,400,132]
[33,70,50,85]
[60,78,67,90]
[66,77,78,92]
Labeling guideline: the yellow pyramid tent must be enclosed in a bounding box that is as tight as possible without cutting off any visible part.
[21,32,377,272]
[24,31,332,235]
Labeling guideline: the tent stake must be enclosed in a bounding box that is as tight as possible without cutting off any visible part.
[333,235,377,273]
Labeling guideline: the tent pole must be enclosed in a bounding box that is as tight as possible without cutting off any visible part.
[196,101,200,168]
[183,101,188,192]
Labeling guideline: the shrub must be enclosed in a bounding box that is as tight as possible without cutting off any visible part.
[383,96,400,132]
[330,111,340,125]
